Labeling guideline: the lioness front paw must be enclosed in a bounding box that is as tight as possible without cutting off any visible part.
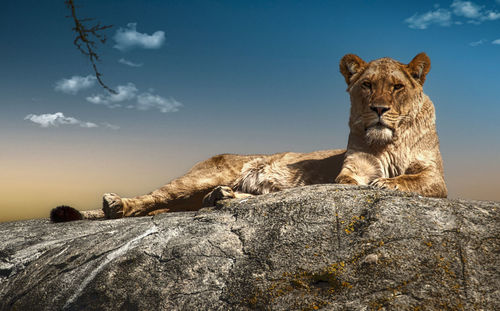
[370,178,400,190]
[102,193,124,219]
[202,186,236,207]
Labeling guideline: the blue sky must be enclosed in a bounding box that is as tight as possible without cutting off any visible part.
[1,0,500,221]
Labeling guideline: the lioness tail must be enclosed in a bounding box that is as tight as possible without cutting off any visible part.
[50,205,104,222]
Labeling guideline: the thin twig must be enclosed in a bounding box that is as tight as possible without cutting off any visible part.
[65,0,116,94]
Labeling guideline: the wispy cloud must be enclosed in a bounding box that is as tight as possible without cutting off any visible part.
[54,75,96,95]
[492,39,500,45]
[452,0,500,21]
[24,112,98,128]
[136,93,182,113]
[451,1,482,19]
[86,83,138,108]
[87,83,182,113]
[24,112,119,129]
[118,58,143,67]
[469,39,486,46]
[405,0,500,29]
[405,8,452,29]
[102,122,121,130]
[113,23,165,51]
[483,11,500,21]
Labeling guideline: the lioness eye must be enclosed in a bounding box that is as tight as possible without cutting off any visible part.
[393,84,404,90]
[362,81,372,89]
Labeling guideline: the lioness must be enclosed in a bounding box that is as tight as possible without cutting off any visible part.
[51,53,447,222]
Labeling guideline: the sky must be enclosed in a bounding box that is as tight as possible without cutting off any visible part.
[1,0,500,222]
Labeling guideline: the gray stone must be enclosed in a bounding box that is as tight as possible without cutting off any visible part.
[0,184,498,310]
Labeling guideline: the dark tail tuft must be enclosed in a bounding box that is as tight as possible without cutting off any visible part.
[50,205,83,222]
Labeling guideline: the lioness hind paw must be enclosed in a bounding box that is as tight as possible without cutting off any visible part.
[102,193,124,219]
[202,186,236,207]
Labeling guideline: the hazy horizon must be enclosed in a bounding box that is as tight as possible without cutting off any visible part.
[1,0,500,222]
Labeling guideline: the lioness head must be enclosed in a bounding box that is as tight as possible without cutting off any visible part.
[340,53,431,146]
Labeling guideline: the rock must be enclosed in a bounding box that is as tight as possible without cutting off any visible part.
[0,184,498,310]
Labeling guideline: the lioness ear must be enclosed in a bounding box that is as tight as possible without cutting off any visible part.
[407,52,431,85]
[340,54,367,84]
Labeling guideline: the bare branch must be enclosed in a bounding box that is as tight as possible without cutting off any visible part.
[65,0,117,94]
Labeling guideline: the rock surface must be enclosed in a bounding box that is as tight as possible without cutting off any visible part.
[0,184,499,310]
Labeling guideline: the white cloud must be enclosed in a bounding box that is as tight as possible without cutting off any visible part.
[405,8,452,29]
[54,75,96,94]
[24,112,98,128]
[406,1,500,29]
[86,82,182,113]
[109,83,138,102]
[452,0,500,21]
[113,23,165,51]
[481,11,500,21]
[101,122,120,130]
[451,0,482,18]
[86,83,138,108]
[118,58,143,67]
[492,39,500,44]
[469,39,486,46]
[136,93,182,113]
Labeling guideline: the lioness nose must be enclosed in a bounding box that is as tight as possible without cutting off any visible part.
[370,106,390,116]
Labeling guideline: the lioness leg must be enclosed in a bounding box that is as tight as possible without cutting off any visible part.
[336,152,447,198]
[201,186,253,207]
[370,169,447,198]
[103,154,259,218]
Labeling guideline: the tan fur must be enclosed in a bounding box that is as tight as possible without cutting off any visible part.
[335,52,447,198]
[76,52,446,221]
